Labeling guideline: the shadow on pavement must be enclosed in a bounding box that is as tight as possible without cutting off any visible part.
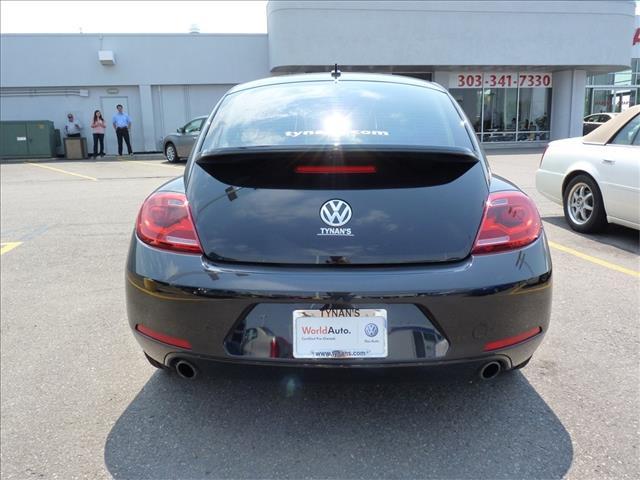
[104,365,572,479]
[543,215,640,255]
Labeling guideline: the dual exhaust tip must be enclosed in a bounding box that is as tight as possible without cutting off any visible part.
[173,358,502,381]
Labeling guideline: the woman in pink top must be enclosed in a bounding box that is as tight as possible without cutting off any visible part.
[91,110,106,157]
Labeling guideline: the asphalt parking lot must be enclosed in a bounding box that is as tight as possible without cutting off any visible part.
[1,152,638,480]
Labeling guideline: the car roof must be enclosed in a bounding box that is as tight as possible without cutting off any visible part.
[586,112,617,118]
[225,72,447,95]
[583,105,640,144]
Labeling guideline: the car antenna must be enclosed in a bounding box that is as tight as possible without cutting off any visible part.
[331,63,341,80]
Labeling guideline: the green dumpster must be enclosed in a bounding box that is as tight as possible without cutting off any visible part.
[0,120,59,159]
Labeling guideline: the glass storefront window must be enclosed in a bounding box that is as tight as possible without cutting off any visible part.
[585,88,640,114]
[588,70,633,86]
[598,89,618,112]
[450,76,551,143]
[481,88,518,142]
[517,88,551,142]
[449,88,482,133]
[585,60,640,115]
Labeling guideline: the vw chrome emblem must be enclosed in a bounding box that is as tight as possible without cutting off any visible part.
[320,199,352,227]
[364,323,379,337]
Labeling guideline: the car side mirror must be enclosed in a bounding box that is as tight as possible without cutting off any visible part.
[177,127,185,133]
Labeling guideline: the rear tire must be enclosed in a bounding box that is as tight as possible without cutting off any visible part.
[563,174,607,233]
[144,352,167,369]
[165,143,179,163]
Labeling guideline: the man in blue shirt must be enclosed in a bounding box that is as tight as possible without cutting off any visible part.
[112,104,133,156]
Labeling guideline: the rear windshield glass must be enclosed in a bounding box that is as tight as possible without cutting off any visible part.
[201,80,473,151]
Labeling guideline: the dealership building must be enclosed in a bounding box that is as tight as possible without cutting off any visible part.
[1,1,638,155]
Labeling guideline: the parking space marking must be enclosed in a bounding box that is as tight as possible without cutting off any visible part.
[120,159,184,170]
[549,241,640,278]
[0,242,23,256]
[27,163,98,181]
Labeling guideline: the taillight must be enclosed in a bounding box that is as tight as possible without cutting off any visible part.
[295,165,377,174]
[483,327,542,352]
[270,337,279,358]
[136,191,203,254]
[472,191,541,254]
[135,324,192,349]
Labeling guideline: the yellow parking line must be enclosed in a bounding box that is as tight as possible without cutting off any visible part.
[549,241,640,278]
[0,242,23,255]
[27,163,97,181]
[120,159,183,170]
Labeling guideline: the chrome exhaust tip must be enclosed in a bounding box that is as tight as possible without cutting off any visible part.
[479,361,502,380]
[175,359,198,380]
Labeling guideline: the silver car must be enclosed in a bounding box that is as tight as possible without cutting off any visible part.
[163,116,207,162]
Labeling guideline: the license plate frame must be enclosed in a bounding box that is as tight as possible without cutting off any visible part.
[292,308,388,359]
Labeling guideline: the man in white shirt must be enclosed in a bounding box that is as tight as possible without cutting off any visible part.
[64,113,82,137]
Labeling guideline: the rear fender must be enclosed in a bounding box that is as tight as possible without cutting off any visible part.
[562,160,601,188]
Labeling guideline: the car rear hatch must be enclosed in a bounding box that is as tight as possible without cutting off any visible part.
[186,77,488,265]
[187,145,487,265]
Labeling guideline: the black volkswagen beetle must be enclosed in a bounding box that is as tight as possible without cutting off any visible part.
[126,72,552,380]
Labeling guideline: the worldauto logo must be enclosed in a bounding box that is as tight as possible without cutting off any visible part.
[364,323,379,337]
[320,199,352,227]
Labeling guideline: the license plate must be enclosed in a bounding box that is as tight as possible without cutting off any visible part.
[292,308,388,359]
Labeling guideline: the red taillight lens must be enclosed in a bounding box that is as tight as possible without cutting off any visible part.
[472,191,541,254]
[136,192,203,254]
[483,327,542,352]
[295,165,377,174]
[135,324,192,349]
[270,337,279,358]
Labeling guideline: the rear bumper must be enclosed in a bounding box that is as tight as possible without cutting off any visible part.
[137,332,544,371]
[126,232,552,370]
[535,168,564,205]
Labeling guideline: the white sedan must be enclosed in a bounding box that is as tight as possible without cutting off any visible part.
[536,105,640,233]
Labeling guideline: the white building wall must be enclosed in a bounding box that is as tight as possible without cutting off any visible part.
[0,34,268,153]
[267,1,634,144]
[150,84,233,150]
[0,4,637,153]
[0,85,144,154]
[0,34,269,87]
[267,1,635,72]
[0,83,236,154]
